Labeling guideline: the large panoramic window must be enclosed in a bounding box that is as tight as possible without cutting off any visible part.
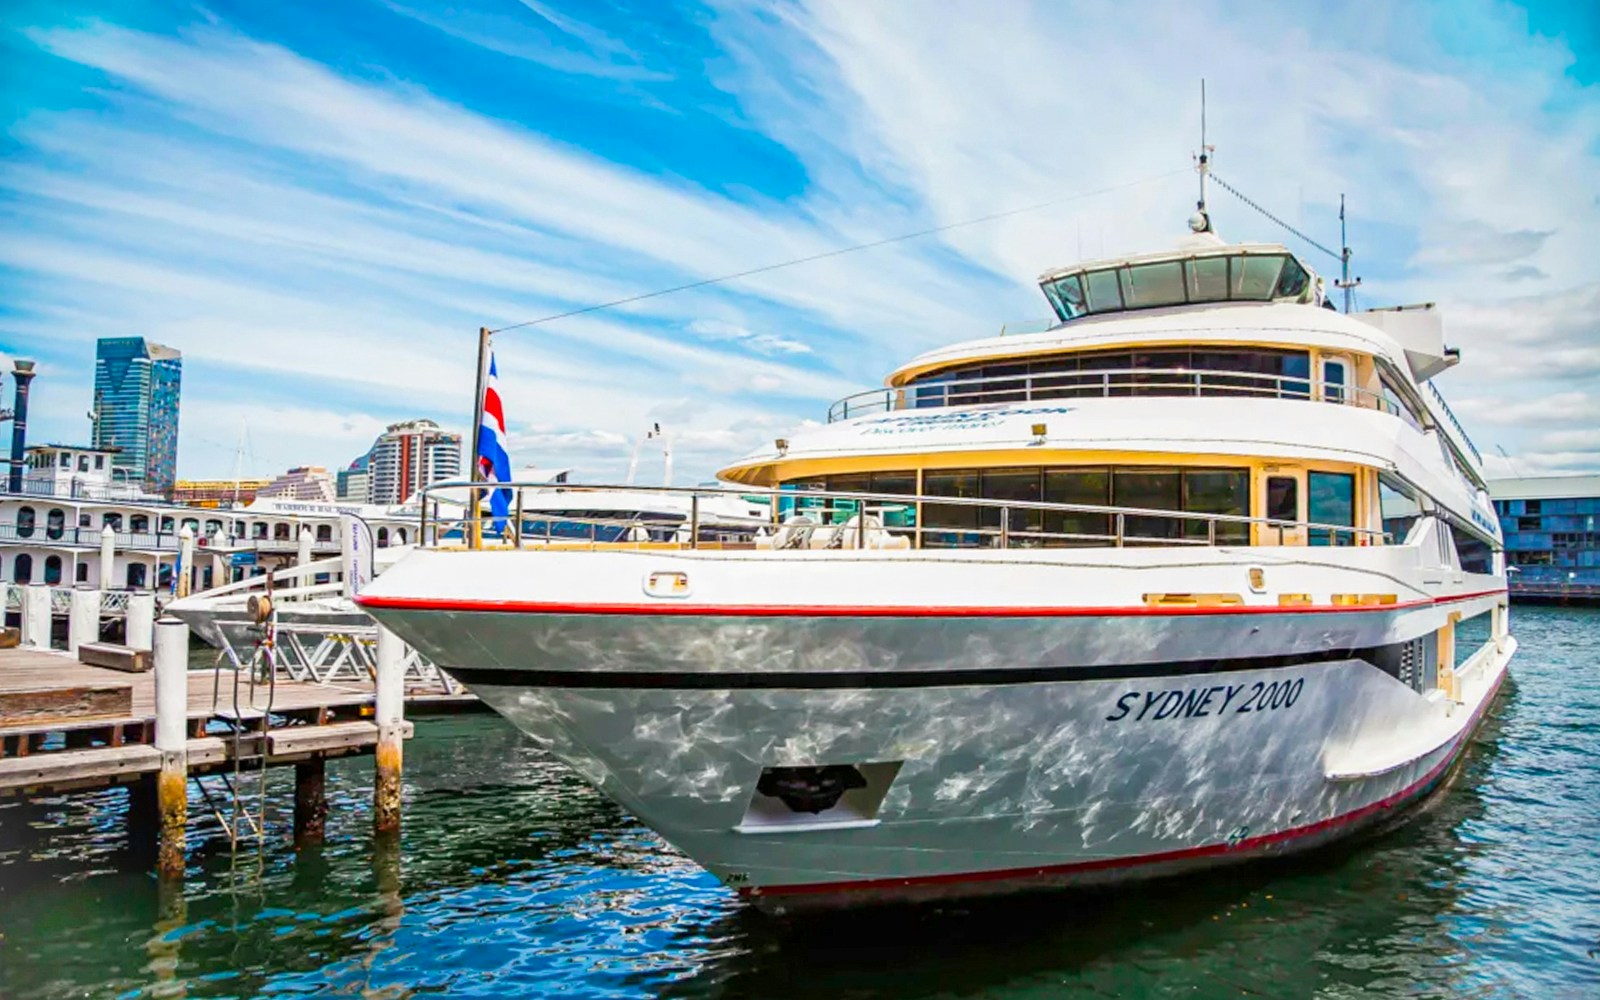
[1041,252,1313,322]
[912,347,1312,407]
[912,466,1249,547]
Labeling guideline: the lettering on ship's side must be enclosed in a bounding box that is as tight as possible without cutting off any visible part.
[1104,678,1305,723]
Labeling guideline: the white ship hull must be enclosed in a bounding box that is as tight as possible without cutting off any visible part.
[359,546,1512,912]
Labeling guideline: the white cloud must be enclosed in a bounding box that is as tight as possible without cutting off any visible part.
[3,2,1597,486]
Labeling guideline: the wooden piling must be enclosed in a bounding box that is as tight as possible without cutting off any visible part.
[152,617,189,879]
[294,758,327,847]
[373,624,404,835]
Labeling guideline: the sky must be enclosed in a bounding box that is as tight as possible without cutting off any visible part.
[0,0,1596,485]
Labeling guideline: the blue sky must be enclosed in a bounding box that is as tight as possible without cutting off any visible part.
[1,0,1596,483]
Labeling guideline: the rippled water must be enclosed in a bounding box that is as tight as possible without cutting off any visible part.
[2,605,1597,998]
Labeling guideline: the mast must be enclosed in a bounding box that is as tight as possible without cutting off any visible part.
[1192,79,1214,232]
[468,326,490,549]
[1335,195,1361,313]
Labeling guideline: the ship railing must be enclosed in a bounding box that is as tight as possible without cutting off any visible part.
[825,367,1402,423]
[1422,381,1483,465]
[417,481,1389,553]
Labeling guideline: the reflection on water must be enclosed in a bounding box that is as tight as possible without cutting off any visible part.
[1,606,1597,998]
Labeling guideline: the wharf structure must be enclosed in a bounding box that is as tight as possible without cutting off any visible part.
[4,443,419,594]
[1490,474,1600,603]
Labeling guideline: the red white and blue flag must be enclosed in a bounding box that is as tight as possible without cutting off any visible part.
[476,351,513,535]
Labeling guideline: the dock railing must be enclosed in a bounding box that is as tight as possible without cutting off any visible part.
[825,367,1402,423]
[418,481,1388,553]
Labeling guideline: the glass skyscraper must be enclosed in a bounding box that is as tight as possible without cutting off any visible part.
[92,337,182,495]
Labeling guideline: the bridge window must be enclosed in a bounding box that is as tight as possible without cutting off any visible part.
[1041,252,1313,321]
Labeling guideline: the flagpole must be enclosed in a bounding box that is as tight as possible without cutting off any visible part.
[468,326,490,550]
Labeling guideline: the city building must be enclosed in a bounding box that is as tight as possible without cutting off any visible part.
[258,465,336,503]
[1490,474,1600,603]
[336,453,371,503]
[364,419,461,505]
[91,337,182,496]
[171,478,271,507]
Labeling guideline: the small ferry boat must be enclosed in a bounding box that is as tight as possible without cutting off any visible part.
[357,208,1514,912]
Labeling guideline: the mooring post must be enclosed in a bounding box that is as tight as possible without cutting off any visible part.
[67,586,100,656]
[294,759,328,848]
[373,624,405,836]
[99,523,116,589]
[177,525,195,599]
[20,583,51,648]
[126,591,156,650]
[153,616,190,879]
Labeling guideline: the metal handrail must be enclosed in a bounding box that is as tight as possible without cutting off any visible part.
[418,480,1387,552]
[825,366,1401,423]
[1423,381,1483,464]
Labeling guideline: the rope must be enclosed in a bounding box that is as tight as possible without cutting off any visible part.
[488,169,1189,334]
[1210,174,1342,261]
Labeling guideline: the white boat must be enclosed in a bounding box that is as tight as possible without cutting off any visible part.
[168,469,768,649]
[356,212,1514,913]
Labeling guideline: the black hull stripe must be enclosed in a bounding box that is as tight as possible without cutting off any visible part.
[449,645,1380,690]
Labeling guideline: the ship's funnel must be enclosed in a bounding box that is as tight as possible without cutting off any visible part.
[8,360,36,493]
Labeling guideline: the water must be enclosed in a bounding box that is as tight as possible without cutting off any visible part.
[2,606,1597,998]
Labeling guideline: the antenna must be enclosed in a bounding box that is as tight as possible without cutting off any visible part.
[231,419,248,505]
[1493,444,1523,478]
[1334,194,1361,313]
[1191,79,1215,233]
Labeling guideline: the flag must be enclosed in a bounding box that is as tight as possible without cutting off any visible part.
[476,351,513,535]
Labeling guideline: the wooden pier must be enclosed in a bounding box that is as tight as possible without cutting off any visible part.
[0,620,473,875]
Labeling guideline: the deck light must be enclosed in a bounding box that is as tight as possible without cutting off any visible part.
[1030,423,1047,445]
[775,438,789,456]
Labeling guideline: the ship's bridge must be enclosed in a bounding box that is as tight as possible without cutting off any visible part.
[1036,241,1319,323]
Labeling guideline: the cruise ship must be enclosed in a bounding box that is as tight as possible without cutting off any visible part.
[357,212,1514,912]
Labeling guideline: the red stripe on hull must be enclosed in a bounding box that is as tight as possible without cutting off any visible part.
[743,666,1508,902]
[357,588,1506,618]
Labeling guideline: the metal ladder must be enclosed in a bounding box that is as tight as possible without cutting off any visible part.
[196,587,277,860]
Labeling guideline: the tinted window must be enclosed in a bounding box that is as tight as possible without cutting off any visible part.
[1043,468,1111,543]
[1379,476,1422,542]
[1114,469,1182,542]
[1266,476,1298,523]
[1183,470,1250,544]
[1309,471,1355,546]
